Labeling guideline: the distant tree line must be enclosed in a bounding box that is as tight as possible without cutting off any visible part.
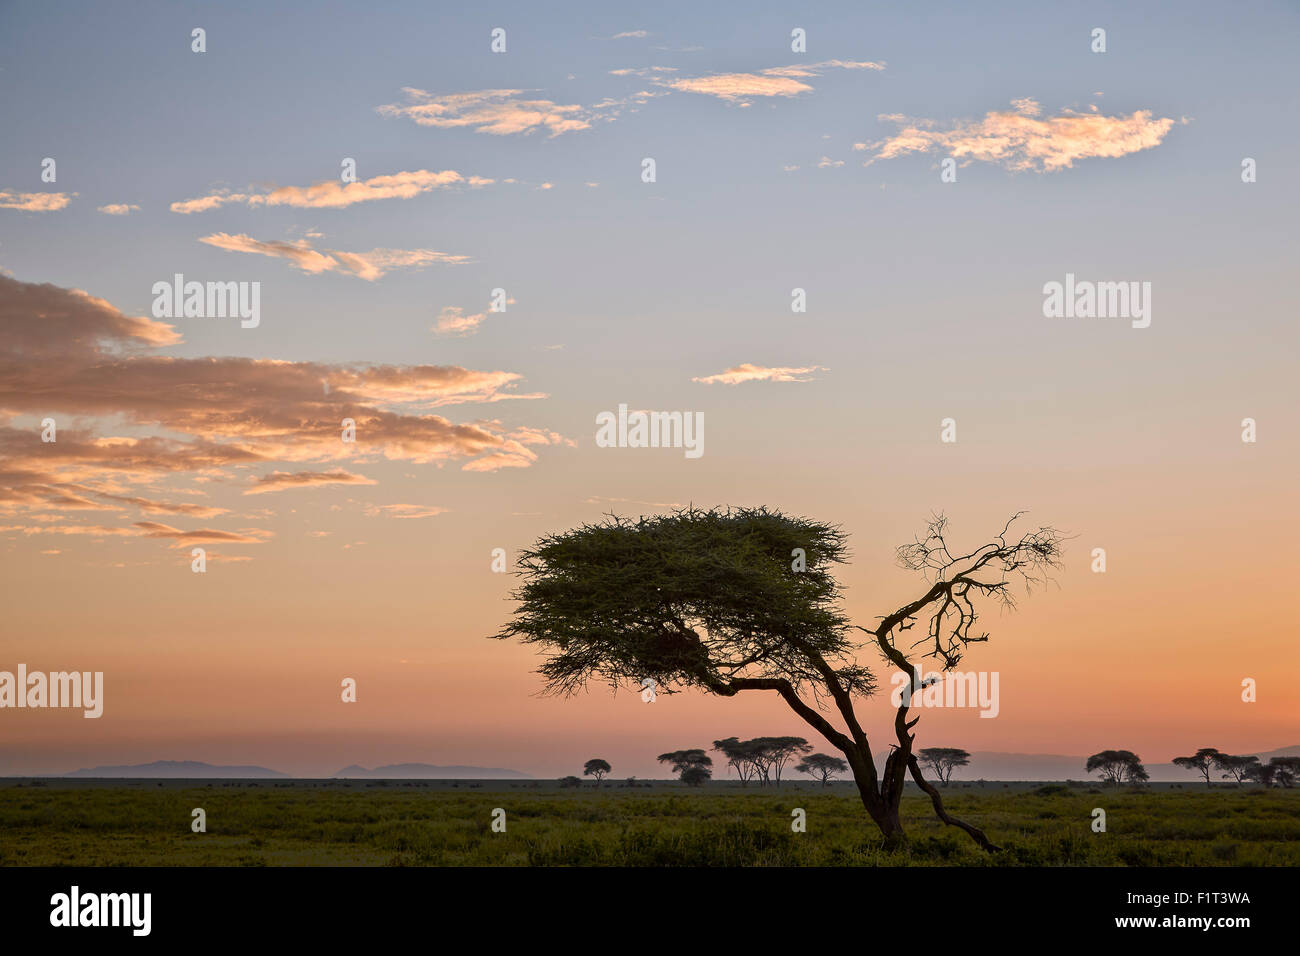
[567,744,1296,790]
[1171,748,1298,788]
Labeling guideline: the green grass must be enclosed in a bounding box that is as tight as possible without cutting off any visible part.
[1,781,1296,866]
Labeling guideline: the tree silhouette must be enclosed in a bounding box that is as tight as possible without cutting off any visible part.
[713,737,762,787]
[680,766,712,787]
[751,737,812,785]
[1085,750,1149,785]
[1172,748,1222,787]
[583,758,611,786]
[1214,754,1259,783]
[918,747,971,785]
[1270,757,1300,788]
[797,753,849,786]
[656,749,712,783]
[495,506,1065,850]
[1244,761,1278,787]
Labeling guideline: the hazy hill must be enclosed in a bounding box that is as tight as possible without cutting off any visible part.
[334,763,530,779]
[63,760,287,778]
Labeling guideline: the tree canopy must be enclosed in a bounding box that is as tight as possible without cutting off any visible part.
[1085,750,1149,785]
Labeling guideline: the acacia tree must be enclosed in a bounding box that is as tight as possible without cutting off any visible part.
[713,737,761,786]
[494,506,1065,851]
[797,753,849,786]
[1214,754,1260,783]
[681,766,712,787]
[1085,750,1149,785]
[1244,761,1278,787]
[656,749,712,782]
[918,748,971,785]
[1270,757,1300,788]
[583,758,611,785]
[1172,748,1223,787]
[751,737,812,785]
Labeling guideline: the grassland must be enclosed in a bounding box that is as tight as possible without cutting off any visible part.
[1,779,1296,866]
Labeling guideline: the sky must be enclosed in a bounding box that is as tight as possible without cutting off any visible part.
[1,0,1297,778]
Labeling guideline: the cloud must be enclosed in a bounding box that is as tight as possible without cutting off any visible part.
[817,156,844,168]
[609,66,677,77]
[666,60,883,103]
[692,363,826,385]
[433,306,488,336]
[0,520,271,547]
[610,30,648,39]
[362,503,448,519]
[171,169,492,214]
[377,88,597,137]
[863,99,1180,171]
[198,233,470,279]
[97,203,139,215]
[245,470,377,495]
[585,495,682,509]
[8,483,230,518]
[0,275,568,552]
[0,191,74,211]
[131,521,272,546]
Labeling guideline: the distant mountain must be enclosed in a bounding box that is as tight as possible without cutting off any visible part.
[63,760,287,778]
[1253,744,1300,760]
[333,763,530,779]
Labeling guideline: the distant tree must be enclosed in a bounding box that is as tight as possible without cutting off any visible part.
[495,507,1065,851]
[1244,761,1277,787]
[797,753,849,786]
[558,775,582,788]
[583,759,611,785]
[713,737,761,786]
[657,749,713,783]
[918,747,971,785]
[752,737,812,785]
[1085,750,1148,785]
[1270,757,1300,788]
[711,737,810,786]
[681,766,712,787]
[1172,748,1223,787]
[1214,754,1260,784]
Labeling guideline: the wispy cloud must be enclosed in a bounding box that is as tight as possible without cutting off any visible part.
[97,203,139,215]
[666,60,883,104]
[171,169,492,214]
[609,66,677,77]
[861,98,1181,171]
[363,503,448,519]
[245,470,377,495]
[433,306,488,336]
[0,191,74,211]
[585,495,682,509]
[692,363,826,385]
[610,30,648,39]
[378,88,598,137]
[198,233,470,280]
